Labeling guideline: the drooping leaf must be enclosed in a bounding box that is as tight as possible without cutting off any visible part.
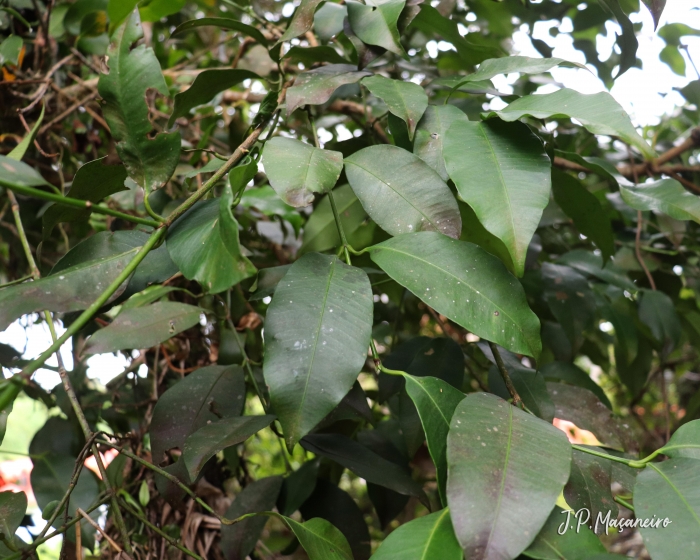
[150,365,246,462]
[563,450,617,533]
[444,118,551,276]
[263,253,373,449]
[278,460,320,516]
[556,250,637,293]
[599,0,639,77]
[620,178,700,223]
[166,183,256,294]
[285,517,354,560]
[345,145,461,239]
[0,491,27,543]
[362,75,428,140]
[314,2,347,41]
[169,69,259,126]
[413,105,469,181]
[551,170,615,263]
[404,375,465,506]
[301,433,428,505]
[262,138,343,207]
[183,415,275,479]
[171,17,268,46]
[98,11,181,191]
[523,507,607,559]
[346,0,405,56]
[659,419,700,459]
[453,56,588,86]
[368,232,542,358]
[638,289,682,354]
[0,246,139,331]
[447,392,571,560]
[487,89,655,160]
[84,301,202,354]
[221,476,284,560]
[541,362,612,409]
[634,459,700,559]
[372,508,463,560]
[278,0,325,43]
[286,64,372,115]
[42,157,129,239]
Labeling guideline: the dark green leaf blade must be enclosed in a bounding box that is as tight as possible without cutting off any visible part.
[368,232,542,358]
[346,0,405,55]
[447,393,571,560]
[620,178,700,223]
[563,450,617,533]
[413,105,469,181]
[363,76,428,139]
[285,517,354,560]
[278,0,324,43]
[0,155,51,188]
[541,362,612,409]
[659,419,700,459]
[171,17,268,46]
[0,491,27,542]
[286,64,372,115]
[523,507,606,559]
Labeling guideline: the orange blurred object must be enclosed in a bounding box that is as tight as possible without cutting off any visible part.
[553,418,603,446]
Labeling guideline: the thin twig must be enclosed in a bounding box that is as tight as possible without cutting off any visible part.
[488,342,524,409]
[77,509,122,552]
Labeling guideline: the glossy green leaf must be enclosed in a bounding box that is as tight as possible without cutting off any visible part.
[283,45,349,65]
[285,517,354,560]
[540,362,612,409]
[98,11,180,191]
[263,253,373,448]
[221,476,284,560]
[620,178,700,223]
[0,155,51,188]
[84,301,202,354]
[564,450,617,533]
[444,119,551,276]
[638,289,682,353]
[368,232,542,357]
[314,2,347,41]
[488,89,655,160]
[139,0,185,22]
[363,75,428,140]
[169,69,259,126]
[346,0,405,55]
[372,509,462,560]
[42,157,128,239]
[183,415,275,478]
[301,433,428,504]
[0,246,139,331]
[286,64,372,115]
[167,183,256,294]
[404,375,465,506]
[523,507,606,559]
[345,145,461,239]
[413,105,469,181]
[278,0,324,43]
[262,138,343,207]
[299,185,367,254]
[150,365,245,462]
[551,170,615,262]
[634,458,700,559]
[171,17,268,45]
[447,392,571,560]
[0,491,26,542]
[455,56,588,86]
[659,419,700,459]
[249,265,292,301]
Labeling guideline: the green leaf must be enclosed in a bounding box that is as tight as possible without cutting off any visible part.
[138,480,150,507]
[599,0,638,77]
[345,145,462,239]
[42,157,128,239]
[8,104,44,162]
[372,508,463,560]
[454,56,588,86]
[404,375,465,506]
[487,89,655,160]
[346,0,405,56]
[541,362,612,409]
[563,450,617,533]
[107,0,138,32]
[286,64,371,115]
[150,365,245,462]
[314,2,347,41]
[659,419,700,459]
[262,138,344,207]
[278,460,320,516]
[171,17,268,46]
[551,170,615,263]
[555,250,637,293]
[660,44,686,76]
[0,155,51,188]
[0,491,27,541]
[263,253,373,448]
[523,507,606,559]
[139,0,185,22]
[283,45,349,66]
[413,105,469,181]
[620,178,700,223]
[444,119,551,276]
[64,0,107,36]
[363,76,428,140]
[638,289,682,353]
[368,232,542,358]
[167,183,256,294]
[221,476,284,560]
[0,246,140,331]
[183,415,275,479]
[301,433,428,504]
[447,392,571,560]
[84,301,202,354]
[299,185,367,254]
[98,11,180,191]
[169,69,259,126]
[278,0,325,43]
[488,365,555,422]
[634,458,700,559]
[285,517,354,560]
[0,35,23,66]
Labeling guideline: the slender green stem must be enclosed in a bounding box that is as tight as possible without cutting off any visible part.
[571,444,647,469]
[614,495,635,512]
[0,181,161,228]
[378,363,406,377]
[0,274,33,288]
[143,193,165,223]
[488,341,525,410]
[7,191,40,278]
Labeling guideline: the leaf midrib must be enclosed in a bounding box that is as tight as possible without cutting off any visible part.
[648,462,700,527]
[420,508,451,560]
[484,405,514,555]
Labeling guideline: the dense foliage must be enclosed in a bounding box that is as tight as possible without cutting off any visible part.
[1,0,700,559]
